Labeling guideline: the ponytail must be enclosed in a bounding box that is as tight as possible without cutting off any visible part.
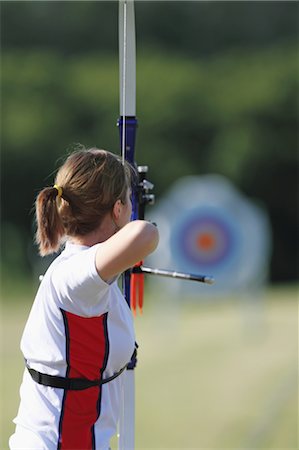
[35,186,65,256]
[34,147,133,256]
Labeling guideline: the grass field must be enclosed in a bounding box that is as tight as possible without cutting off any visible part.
[1,281,298,449]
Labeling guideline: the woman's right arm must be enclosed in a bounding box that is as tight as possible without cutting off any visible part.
[95,220,159,282]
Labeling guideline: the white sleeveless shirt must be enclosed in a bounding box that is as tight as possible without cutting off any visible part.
[10,242,135,450]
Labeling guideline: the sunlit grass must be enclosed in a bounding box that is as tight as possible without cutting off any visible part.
[1,282,298,449]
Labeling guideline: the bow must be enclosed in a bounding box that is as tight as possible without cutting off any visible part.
[117,2,138,448]
[117,1,214,447]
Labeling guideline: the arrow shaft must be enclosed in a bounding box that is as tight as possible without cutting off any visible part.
[136,266,215,285]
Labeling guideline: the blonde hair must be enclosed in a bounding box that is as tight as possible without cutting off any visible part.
[35,147,133,256]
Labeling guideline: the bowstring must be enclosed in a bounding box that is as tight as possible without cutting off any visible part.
[121,1,127,166]
[119,1,128,445]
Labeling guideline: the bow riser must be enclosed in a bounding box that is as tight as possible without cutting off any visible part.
[117,116,138,221]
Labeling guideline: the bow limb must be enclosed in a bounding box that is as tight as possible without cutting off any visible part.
[119,0,136,119]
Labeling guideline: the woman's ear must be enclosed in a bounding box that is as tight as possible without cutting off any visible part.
[112,199,122,221]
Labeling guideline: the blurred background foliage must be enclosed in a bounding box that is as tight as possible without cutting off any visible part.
[1,0,298,283]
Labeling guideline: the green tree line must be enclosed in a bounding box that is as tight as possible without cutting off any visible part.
[2,1,297,58]
[1,1,298,282]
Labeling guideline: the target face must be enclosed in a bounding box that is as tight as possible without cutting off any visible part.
[171,207,241,273]
[148,175,271,294]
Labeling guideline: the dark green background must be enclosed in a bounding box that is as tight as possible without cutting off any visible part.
[1,1,298,282]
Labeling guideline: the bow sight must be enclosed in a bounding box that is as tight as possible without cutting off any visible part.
[136,165,155,220]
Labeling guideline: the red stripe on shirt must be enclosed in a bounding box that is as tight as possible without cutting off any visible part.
[58,309,109,450]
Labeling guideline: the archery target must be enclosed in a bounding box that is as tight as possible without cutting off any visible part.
[147,175,271,295]
[171,207,241,273]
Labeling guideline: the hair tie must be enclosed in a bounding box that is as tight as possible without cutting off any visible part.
[53,184,63,198]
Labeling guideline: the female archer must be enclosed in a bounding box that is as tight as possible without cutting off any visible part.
[9,146,159,450]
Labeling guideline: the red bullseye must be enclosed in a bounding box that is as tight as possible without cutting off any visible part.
[197,233,216,251]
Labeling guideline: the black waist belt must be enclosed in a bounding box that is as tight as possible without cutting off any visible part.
[25,348,137,391]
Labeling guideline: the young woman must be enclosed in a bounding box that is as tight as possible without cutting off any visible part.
[9,147,159,450]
